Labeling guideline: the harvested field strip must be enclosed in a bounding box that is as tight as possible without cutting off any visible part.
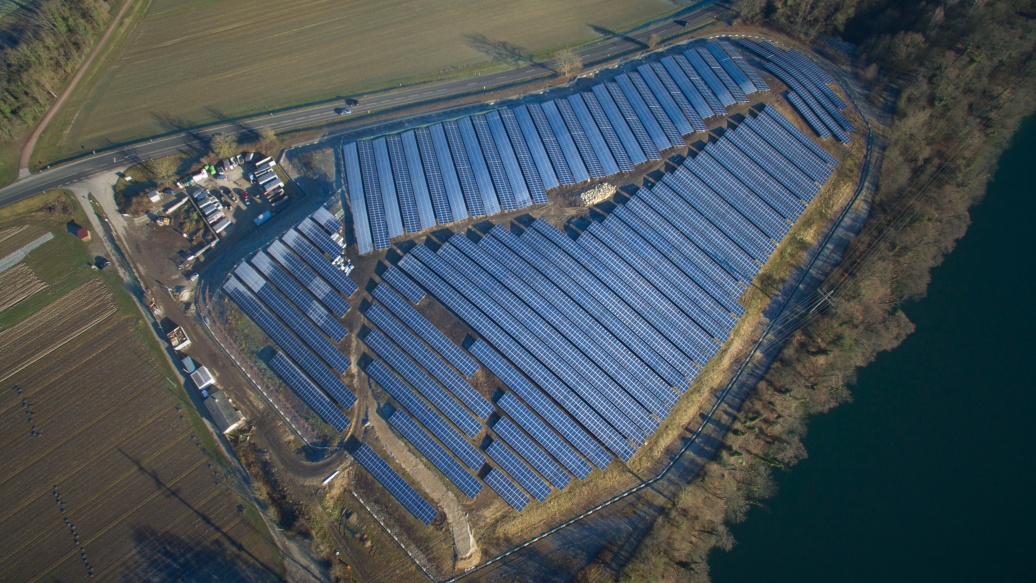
[24,460,214,583]
[0,225,27,243]
[0,235,94,328]
[0,427,192,536]
[0,393,170,496]
[0,316,133,417]
[0,224,44,258]
[0,279,116,381]
[0,521,71,582]
[0,346,163,445]
[0,264,44,311]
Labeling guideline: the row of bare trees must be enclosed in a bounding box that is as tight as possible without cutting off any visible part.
[0,0,111,140]
[611,0,1036,580]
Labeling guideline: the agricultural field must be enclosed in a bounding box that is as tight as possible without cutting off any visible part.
[0,192,281,581]
[40,0,676,161]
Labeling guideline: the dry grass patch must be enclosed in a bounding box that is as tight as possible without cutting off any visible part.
[0,264,45,312]
[45,0,678,158]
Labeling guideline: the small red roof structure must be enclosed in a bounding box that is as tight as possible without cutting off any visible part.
[76,227,90,241]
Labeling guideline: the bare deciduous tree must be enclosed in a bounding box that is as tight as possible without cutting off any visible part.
[210,133,237,158]
[554,49,582,77]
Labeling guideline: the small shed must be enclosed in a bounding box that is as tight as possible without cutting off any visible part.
[147,190,161,203]
[190,366,214,390]
[76,227,90,242]
[204,389,245,434]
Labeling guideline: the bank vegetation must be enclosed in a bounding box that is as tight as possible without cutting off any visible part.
[613,0,1036,580]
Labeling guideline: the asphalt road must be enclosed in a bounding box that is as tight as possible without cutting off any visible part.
[0,1,725,209]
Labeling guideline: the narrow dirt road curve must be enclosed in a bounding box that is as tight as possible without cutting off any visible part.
[363,381,479,567]
[19,0,138,177]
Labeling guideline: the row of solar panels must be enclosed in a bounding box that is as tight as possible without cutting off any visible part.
[738,39,855,143]
[354,106,838,515]
[222,208,358,431]
[343,41,769,255]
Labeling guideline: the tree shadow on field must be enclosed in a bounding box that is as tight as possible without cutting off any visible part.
[588,24,647,50]
[464,33,550,72]
[117,526,278,582]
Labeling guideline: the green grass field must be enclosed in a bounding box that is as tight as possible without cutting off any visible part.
[40,0,677,161]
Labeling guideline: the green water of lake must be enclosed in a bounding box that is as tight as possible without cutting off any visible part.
[709,114,1036,581]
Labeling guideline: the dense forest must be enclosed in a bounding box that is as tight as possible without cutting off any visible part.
[0,0,111,140]
[615,0,1036,580]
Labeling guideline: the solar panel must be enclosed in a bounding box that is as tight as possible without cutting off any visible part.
[397,252,635,461]
[223,276,356,409]
[356,141,391,250]
[672,54,725,116]
[636,64,695,136]
[686,48,735,107]
[437,121,484,219]
[342,142,373,255]
[365,329,483,438]
[388,410,482,499]
[400,130,439,230]
[448,234,669,419]
[470,114,518,211]
[372,283,478,377]
[508,105,561,190]
[690,150,790,240]
[252,249,349,317]
[538,101,591,182]
[435,122,478,219]
[614,74,673,151]
[386,134,422,234]
[595,215,734,342]
[481,228,683,392]
[706,42,756,98]
[366,359,486,471]
[785,90,833,140]
[431,242,655,440]
[579,91,636,171]
[528,220,702,379]
[352,444,438,525]
[591,83,652,164]
[725,122,820,201]
[234,263,352,374]
[746,114,832,182]
[492,417,571,490]
[366,304,492,419]
[710,140,805,221]
[497,392,591,480]
[455,117,501,215]
[485,468,529,512]
[372,137,405,238]
[647,62,706,132]
[523,102,575,185]
[281,229,357,297]
[296,217,343,258]
[660,55,715,120]
[310,206,343,235]
[236,260,347,341]
[413,127,456,225]
[697,45,748,103]
[553,97,607,178]
[468,340,611,470]
[270,352,349,432]
[485,111,534,208]
[382,266,426,304]
[718,40,768,92]
[486,440,550,502]
[566,94,620,175]
[510,226,694,386]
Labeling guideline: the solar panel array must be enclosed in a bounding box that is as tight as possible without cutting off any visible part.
[348,105,839,515]
[352,444,438,525]
[222,276,356,419]
[343,41,765,254]
[737,39,854,143]
[269,352,350,432]
[388,409,483,498]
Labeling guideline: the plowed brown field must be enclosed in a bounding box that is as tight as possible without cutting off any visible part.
[0,263,280,580]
